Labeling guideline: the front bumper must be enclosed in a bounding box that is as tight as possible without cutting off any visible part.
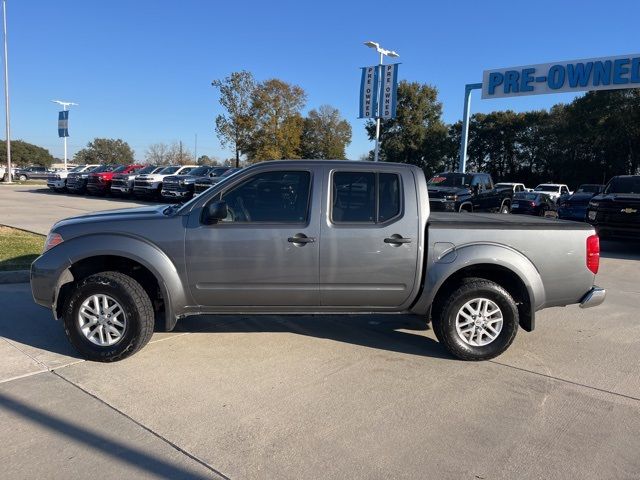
[133,184,159,195]
[87,183,109,194]
[579,287,606,308]
[161,188,191,198]
[47,179,66,189]
[111,185,132,194]
[429,199,457,212]
[558,206,587,221]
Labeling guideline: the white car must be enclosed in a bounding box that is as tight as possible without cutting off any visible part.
[494,182,528,193]
[533,183,572,202]
[47,164,100,192]
[133,165,198,198]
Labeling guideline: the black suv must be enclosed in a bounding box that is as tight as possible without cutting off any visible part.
[587,175,640,240]
[427,172,513,213]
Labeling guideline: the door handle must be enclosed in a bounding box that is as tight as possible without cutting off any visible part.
[288,233,315,246]
[384,235,412,246]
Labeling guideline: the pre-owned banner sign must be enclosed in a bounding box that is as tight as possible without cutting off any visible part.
[359,65,379,118]
[482,53,640,99]
[379,63,399,119]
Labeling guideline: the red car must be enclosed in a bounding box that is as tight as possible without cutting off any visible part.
[86,164,145,195]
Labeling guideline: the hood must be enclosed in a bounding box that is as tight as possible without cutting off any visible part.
[592,193,640,204]
[428,185,467,198]
[564,192,596,204]
[135,173,168,181]
[53,205,167,230]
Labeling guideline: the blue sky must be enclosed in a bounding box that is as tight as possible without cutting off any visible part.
[5,0,640,161]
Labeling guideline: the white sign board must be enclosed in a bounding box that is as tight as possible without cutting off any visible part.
[482,53,640,99]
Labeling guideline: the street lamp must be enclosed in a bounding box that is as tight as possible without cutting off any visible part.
[364,41,399,162]
[51,100,78,171]
[2,0,11,182]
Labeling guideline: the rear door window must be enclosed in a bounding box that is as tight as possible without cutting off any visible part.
[332,171,401,223]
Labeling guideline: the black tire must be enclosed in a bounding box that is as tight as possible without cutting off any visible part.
[432,278,519,361]
[19,174,27,182]
[500,203,510,214]
[62,271,155,362]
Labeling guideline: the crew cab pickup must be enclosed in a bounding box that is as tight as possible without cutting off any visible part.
[31,160,605,362]
[428,172,513,213]
[587,175,640,239]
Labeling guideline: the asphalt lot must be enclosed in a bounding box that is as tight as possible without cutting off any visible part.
[1,185,640,479]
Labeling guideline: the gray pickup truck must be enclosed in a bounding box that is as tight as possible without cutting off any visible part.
[31,160,605,362]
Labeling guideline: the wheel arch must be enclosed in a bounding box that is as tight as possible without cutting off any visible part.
[46,234,189,331]
[411,243,546,332]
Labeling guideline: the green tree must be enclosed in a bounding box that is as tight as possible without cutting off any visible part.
[74,138,134,165]
[246,78,306,162]
[366,81,450,177]
[212,71,256,168]
[301,105,352,159]
[0,140,54,167]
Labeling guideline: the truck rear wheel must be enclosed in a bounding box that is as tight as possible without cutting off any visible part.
[62,271,155,362]
[432,279,518,361]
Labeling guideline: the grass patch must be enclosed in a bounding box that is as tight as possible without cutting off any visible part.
[0,225,45,271]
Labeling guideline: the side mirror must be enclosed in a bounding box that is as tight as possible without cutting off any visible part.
[202,200,228,225]
[472,184,480,195]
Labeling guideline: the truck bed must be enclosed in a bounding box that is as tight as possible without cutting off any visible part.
[429,212,593,230]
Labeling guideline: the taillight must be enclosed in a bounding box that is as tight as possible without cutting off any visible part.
[586,234,600,274]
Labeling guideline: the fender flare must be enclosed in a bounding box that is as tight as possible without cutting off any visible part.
[44,234,189,331]
[410,243,546,331]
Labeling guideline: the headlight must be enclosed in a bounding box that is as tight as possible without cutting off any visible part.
[588,202,599,208]
[588,211,597,221]
[44,232,63,252]
[444,195,458,201]
[179,180,186,186]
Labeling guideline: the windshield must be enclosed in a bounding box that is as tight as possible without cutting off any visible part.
[70,165,85,172]
[428,173,473,188]
[535,185,558,192]
[159,166,180,174]
[494,183,512,188]
[514,193,538,201]
[92,165,118,173]
[211,167,230,177]
[577,184,601,193]
[187,166,211,176]
[604,176,640,194]
[112,165,128,173]
[137,165,158,174]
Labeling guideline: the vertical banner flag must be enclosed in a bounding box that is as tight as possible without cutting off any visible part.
[359,65,379,118]
[380,64,399,119]
[58,110,69,137]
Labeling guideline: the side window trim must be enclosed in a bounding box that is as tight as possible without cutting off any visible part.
[330,170,404,226]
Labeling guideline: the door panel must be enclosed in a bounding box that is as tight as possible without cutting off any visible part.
[320,168,420,307]
[185,168,321,307]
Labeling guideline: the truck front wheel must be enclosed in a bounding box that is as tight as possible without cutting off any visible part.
[62,271,155,362]
[432,279,518,361]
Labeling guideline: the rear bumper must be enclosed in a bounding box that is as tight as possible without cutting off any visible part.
[579,287,606,309]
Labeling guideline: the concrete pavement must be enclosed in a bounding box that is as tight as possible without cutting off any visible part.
[1,244,639,479]
[0,185,149,235]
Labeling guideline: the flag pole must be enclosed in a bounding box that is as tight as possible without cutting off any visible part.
[63,104,67,171]
[2,0,11,183]
[373,51,383,162]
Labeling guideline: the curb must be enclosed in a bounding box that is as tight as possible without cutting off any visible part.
[0,270,30,284]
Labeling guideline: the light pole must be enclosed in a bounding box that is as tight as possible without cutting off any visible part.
[51,100,78,171]
[2,0,11,183]
[364,41,399,162]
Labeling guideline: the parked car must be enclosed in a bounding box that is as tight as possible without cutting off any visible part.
[533,183,572,202]
[161,166,231,201]
[87,164,145,195]
[14,165,53,181]
[133,165,198,199]
[494,182,528,194]
[67,165,117,194]
[31,160,604,362]
[193,168,241,196]
[48,165,100,192]
[428,172,513,213]
[587,175,640,240]
[510,192,557,217]
[557,184,605,221]
[111,165,163,197]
